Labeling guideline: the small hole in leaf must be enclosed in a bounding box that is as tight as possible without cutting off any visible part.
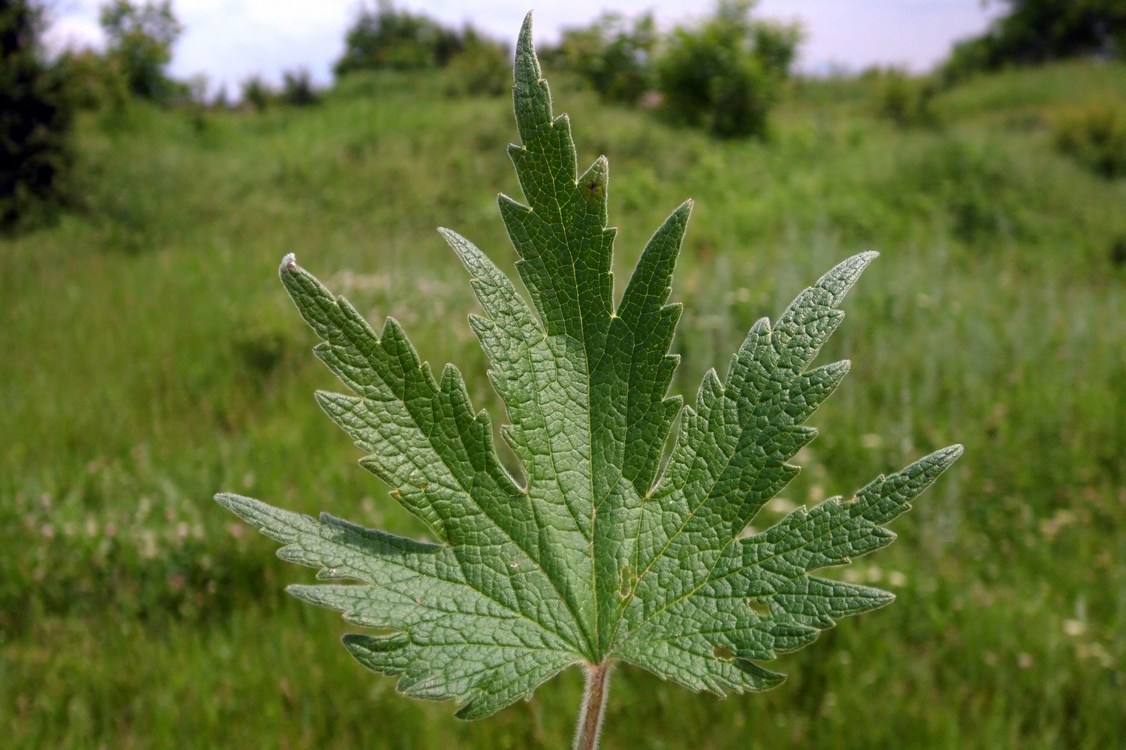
[713,645,734,660]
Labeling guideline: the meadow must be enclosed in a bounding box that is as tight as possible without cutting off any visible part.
[1,59,1123,748]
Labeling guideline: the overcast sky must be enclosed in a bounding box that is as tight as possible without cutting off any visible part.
[46,0,1002,94]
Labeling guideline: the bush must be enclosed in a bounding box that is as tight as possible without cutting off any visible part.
[1,0,74,230]
[55,48,130,111]
[334,0,462,76]
[1053,102,1126,178]
[281,68,319,107]
[656,1,800,139]
[869,67,938,128]
[240,75,273,111]
[941,36,994,86]
[883,136,1027,245]
[558,12,657,105]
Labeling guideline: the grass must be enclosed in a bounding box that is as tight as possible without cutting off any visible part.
[1,59,1124,748]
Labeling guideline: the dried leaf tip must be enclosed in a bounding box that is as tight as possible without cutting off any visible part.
[279,253,298,275]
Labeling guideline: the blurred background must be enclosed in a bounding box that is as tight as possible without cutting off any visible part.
[2,1,1123,747]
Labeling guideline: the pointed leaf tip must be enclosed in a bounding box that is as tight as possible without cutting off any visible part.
[514,11,541,85]
[279,253,297,275]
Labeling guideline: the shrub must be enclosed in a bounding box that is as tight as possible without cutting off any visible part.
[558,11,657,105]
[334,0,462,76]
[1053,101,1126,178]
[1111,236,1126,267]
[55,47,130,111]
[869,67,938,128]
[656,1,800,139]
[281,68,319,107]
[941,36,994,86]
[240,75,273,111]
[1,0,74,230]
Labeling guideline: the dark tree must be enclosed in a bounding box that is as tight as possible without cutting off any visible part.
[1,0,73,230]
[945,0,1125,80]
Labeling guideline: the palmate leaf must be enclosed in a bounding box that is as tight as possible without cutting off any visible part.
[216,14,962,722]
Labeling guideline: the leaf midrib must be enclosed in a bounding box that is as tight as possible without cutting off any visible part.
[514,107,609,657]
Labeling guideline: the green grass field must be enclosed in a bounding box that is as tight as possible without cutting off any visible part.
[2,59,1124,748]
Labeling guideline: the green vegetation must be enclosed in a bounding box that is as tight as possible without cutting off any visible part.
[1053,100,1126,178]
[556,1,801,138]
[333,2,509,99]
[557,11,658,105]
[98,0,183,101]
[280,68,320,108]
[1,38,1124,750]
[240,74,273,110]
[1,0,73,230]
[868,67,939,129]
[336,0,464,74]
[655,1,800,138]
[944,0,1125,82]
[217,25,960,746]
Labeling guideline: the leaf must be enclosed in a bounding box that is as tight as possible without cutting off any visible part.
[216,14,962,720]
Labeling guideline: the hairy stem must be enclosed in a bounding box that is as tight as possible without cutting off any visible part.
[574,661,613,750]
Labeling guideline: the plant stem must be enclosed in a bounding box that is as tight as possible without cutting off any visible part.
[573,661,613,750]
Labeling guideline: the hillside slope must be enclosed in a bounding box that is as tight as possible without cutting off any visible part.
[1,61,1123,748]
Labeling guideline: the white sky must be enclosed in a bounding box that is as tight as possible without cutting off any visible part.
[46,1,1002,94]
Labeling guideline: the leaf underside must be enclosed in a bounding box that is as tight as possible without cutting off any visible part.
[216,14,962,720]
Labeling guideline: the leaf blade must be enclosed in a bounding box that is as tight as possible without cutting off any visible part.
[278,258,593,655]
[215,492,577,718]
[217,15,962,721]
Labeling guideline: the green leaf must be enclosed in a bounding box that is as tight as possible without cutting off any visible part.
[216,13,962,720]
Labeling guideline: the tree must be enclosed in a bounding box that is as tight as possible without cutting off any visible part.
[1,0,73,230]
[99,0,183,100]
[944,0,1125,80]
